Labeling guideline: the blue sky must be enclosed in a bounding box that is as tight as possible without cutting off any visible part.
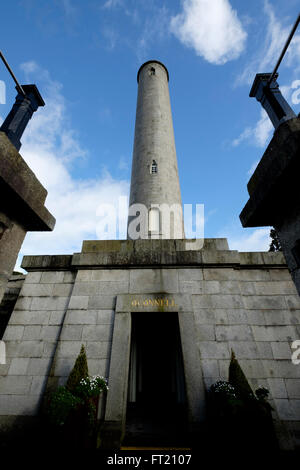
[1,0,300,267]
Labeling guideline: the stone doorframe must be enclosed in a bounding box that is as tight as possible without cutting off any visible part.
[101,293,206,449]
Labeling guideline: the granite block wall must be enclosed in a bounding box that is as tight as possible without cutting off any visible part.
[0,239,299,447]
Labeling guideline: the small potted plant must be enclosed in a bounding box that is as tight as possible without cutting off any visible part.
[74,375,109,419]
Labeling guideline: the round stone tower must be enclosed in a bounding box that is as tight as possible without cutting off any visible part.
[127,60,184,240]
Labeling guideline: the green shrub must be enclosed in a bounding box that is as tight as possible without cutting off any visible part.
[46,386,83,426]
[208,350,278,452]
[66,344,89,393]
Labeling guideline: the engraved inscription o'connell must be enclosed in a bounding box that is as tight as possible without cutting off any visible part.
[131,297,177,308]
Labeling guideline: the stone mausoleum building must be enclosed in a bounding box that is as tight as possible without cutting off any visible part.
[0,61,300,450]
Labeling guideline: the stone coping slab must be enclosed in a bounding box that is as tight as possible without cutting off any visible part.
[21,239,286,270]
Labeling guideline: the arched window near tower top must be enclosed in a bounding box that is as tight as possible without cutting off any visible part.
[150,67,155,75]
[151,160,157,174]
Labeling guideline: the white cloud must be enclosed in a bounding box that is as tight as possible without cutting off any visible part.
[170,0,247,65]
[233,75,300,149]
[223,227,271,252]
[61,0,77,19]
[228,228,271,252]
[0,80,6,105]
[136,5,169,62]
[253,110,273,147]
[237,1,300,86]
[103,0,123,9]
[247,160,259,177]
[232,109,273,148]
[102,26,118,50]
[16,62,129,270]
[291,80,300,105]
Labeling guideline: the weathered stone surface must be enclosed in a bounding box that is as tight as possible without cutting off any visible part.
[30,296,69,311]
[179,280,202,294]
[29,376,47,395]
[82,325,112,341]
[245,295,287,310]
[271,342,292,359]
[97,310,115,324]
[254,281,297,295]
[88,295,116,310]
[27,358,51,376]
[201,360,219,377]
[0,395,40,415]
[203,268,238,281]
[68,296,89,310]
[22,255,72,271]
[211,294,244,309]
[48,311,65,325]
[178,312,206,421]
[286,379,300,398]
[52,283,73,297]
[194,324,215,341]
[226,309,248,324]
[256,342,273,359]
[72,281,129,296]
[9,311,50,326]
[65,310,97,325]
[25,272,42,284]
[14,297,32,311]
[3,326,24,340]
[129,269,178,293]
[216,325,253,341]
[178,268,203,281]
[40,326,60,341]
[274,399,295,420]
[14,341,44,358]
[20,283,53,297]
[86,341,111,359]
[91,270,129,281]
[267,378,288,398]
[56,341,83,358]
[198,341,230,359]
[105,313,132,422]
[252,325,296,342]
[193,309,215,325]
[8,358,30,375]
[262,360,300,379]
[60,325,83,341]
[0,376,32,394]
[22,326,42,341]
[228,341,261,359]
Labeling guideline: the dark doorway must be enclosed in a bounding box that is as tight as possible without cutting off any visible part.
[125,312,188,446]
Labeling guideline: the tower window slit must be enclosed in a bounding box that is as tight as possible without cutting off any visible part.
[151,160,157,174]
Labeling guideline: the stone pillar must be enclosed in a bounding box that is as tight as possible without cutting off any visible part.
[249,73,296,130]
[0,215,26,304]
[127,61,184,240]
[0,132,55,304]
[240,117,300,296]
[0,85,45,151]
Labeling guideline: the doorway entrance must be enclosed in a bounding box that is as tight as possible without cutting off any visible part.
[125,312,188,445]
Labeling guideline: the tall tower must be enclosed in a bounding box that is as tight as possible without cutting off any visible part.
[127,60,184,240]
